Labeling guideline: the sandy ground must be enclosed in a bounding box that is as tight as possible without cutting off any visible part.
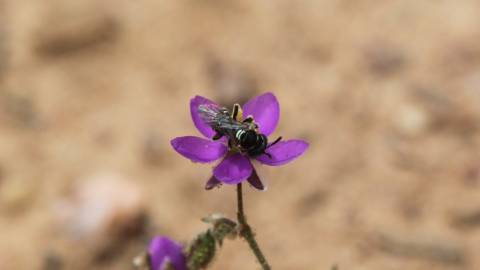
[1,1,480,269]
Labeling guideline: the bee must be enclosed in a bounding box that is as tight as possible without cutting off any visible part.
[198,103,281,158]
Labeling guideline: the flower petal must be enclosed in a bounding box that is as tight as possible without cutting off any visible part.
[148,236,186,270]
[213,153,253,184]
[247,168,266,191]
[242,92,280,136]
[171,136,227,163]
[190,95,217,138]
[205,175,222,190]
[256,139,309,166]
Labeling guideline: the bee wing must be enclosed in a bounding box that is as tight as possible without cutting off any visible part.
[198,104,226,126]
[215,117,248,130]
[198,104,248,131]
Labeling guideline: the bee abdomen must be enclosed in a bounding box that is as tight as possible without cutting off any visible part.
[235,130,246,141]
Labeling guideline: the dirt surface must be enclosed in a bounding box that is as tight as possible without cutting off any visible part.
[1,1,480,269]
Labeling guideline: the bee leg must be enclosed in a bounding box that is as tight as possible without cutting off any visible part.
[267,136,282,148]
[212,132,224,141]
[242,116,254,123]
[263,137,281,158]
[242,116,257,129]
[232,103,243,121]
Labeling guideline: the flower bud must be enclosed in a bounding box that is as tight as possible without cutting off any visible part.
[186,231,216,270]
[202,214,238,245]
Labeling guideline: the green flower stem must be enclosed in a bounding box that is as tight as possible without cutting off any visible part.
[236,183,271,270]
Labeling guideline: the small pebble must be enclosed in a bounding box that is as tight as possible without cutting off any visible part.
[393,102,430,137]
[55,172,146,240]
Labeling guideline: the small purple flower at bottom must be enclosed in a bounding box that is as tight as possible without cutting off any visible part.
[171,92,309,190]
[148,236,186,270]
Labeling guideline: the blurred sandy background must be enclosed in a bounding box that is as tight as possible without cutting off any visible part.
[1,1,480,269]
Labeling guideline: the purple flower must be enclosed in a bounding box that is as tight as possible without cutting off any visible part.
[148,236,186,270]
[171,92,309,190]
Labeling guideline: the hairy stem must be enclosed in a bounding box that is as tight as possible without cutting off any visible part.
[236,183,271,270]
